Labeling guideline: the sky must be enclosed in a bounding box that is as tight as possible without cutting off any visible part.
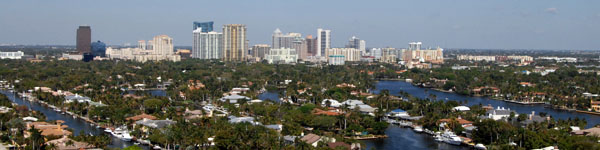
[0,0,599,50]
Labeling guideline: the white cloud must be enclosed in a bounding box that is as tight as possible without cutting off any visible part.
[545,8,558,14]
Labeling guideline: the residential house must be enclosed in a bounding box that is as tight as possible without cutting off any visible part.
[300,134,322,147]
[26,120,71,137]
[46,136,95,150]
[126,113,157,122]
[135,118,176,132]
[219,95,250,103]
[571,127,600,137]
[482,107,515,121]
[321,99,341,107]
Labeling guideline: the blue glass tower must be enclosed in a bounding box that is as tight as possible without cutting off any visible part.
[91,40,106,57]
[193,21,214,32]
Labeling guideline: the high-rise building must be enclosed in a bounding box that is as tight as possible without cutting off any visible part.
[381,48,397,63]
[152,35,174,56]
[326,48,361,62]
[316,28,331,57]
[138,40,147,50]
[408,42,422,50]
[292,38,308,60]
[106,35,180,62]
[402,42,443,64]
[272,28,301,49]
[222,24,247,61]
[193,28,223,59]
[305,35,317,56]
[346,36,366,54]
[91,40,106,57]
[193,21,214,32]
[252,44,271,59]
[76,26,91,54]
[266,48,297,64]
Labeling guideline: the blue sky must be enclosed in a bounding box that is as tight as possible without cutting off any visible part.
[0,0,599,50]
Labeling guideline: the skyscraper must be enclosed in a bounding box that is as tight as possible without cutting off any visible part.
[252,44,270,59]
[272,28,301,49]
[76,26,91,54]
[193,28,223,59]
[292,38,308,60]
[222,24,247,61]
[316,28,331,57]
[152,35,174,56]
[193,21,214,32]
[305,35,317,56]
[346,36,366,54]
[91,40,106,57]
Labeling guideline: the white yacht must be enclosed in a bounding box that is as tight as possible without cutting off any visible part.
[112,127,133,141]
[441,131,462,145]
[413,126,423,133]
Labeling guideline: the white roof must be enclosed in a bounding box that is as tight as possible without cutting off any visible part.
[22,116,38,121]
[453,106,470,111]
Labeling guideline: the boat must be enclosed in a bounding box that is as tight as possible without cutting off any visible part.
[134,142,140,145]
[434,134,443,142]
[112,127,133,141]
[138,139,151,145]
[474,143,487,150]
[153,145,162,149]
[441,131,462,145]
[413,126,423,133]
[104,128,113,134]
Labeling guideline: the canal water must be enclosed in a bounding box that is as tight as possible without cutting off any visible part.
[0,90,151,149]
[259,81,600,149]
[4,80,598,150]
[364,80,600,150]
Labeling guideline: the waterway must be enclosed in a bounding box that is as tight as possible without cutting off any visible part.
[4,80,599,150]
[0,90,151,149]
[259,81,600,149]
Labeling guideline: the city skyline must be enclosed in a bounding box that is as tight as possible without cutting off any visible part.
[0,0,599,50]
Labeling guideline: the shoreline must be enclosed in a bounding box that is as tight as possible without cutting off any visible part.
[376,80,600,117]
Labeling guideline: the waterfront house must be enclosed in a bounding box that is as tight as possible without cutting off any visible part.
[520,111,550,127]
[219,95,250,103]
[591,100,600,112]
[135,118,176,132]
[482,107,515,121]
[26,120,72,137]
[321,99,341,107]
[230,87,250,95]
[571,127,600,137]
[327,142,350,150]
[438,117,473,128]
[265,124,283,132]
[46,136,95,150]
[300,134,322,147]
[228,116,260,125]
[126,113,157,121]
[64,94,91,103]
[387,109,409,117]
[184,108,206,120]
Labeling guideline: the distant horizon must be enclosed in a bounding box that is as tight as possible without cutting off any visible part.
[1,44,598,52]
[1,0,599,50]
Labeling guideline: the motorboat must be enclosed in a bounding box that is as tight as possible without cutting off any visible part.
[413,126,423,133]
[474,143,487,150]
[441,131,462,145]
[104,128,113,134]
[434,134,443,142]
[153,145,162,149]
[112,127,133,141]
